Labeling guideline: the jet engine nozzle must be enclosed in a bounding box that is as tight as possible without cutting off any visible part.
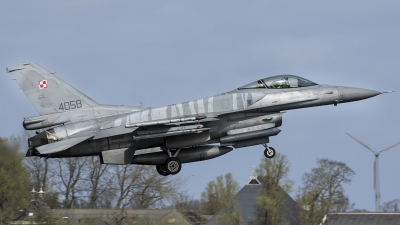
[336,87,381,103]
[28,125,68,153]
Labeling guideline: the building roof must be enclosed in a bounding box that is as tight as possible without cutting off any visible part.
[49,208,193,225]
[182,211,209,225]
[12,189,50,222]
[326,213,400,225]
[207,175,302,225]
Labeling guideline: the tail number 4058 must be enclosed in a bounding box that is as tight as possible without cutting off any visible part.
[59,100,82,111]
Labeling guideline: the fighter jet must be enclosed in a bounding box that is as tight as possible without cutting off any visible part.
[7,63,391,176]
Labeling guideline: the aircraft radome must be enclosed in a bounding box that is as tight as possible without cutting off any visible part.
[6,63,392,176]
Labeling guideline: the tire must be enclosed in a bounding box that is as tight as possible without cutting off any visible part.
[264,147,276,158]
[164,157,182,175]
[156,164,169,176]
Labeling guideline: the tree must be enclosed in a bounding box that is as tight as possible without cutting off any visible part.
[84,156,111,208]
[296,158,355,225]
[54,157,87,208]
[255,153,294,225]
[171,192,200,212]
[113,164,142,210]
[25,157,49,194]
[381,199,400,212]
[217,199,243,225]
[24,157,61,209]
[0,137,30,225]
[200,173,240,215]
[131,166,186,209]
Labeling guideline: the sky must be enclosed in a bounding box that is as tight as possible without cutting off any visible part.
[1,1,399,211]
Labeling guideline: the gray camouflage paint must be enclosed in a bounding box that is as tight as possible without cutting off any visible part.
[7,63,384,165]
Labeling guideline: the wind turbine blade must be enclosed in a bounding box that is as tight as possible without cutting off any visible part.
[346,133,375,153]
[380,141,400,153]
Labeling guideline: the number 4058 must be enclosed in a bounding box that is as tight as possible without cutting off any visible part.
[59,100,82,111]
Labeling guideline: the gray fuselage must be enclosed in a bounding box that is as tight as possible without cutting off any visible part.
[36,83,378,160]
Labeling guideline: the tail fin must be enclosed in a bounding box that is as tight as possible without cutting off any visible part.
[7,63,99,115]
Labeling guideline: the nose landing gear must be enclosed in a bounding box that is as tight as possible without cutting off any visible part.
[262,144,276,158]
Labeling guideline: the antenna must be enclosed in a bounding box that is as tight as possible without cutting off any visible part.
[346,133,400,212]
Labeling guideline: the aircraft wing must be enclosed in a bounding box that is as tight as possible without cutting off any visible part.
[36,135,94,154]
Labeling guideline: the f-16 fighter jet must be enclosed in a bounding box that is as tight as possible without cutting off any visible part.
[7,63,391,175]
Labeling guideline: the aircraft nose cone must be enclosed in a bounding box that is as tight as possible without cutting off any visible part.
[337,86,381,102]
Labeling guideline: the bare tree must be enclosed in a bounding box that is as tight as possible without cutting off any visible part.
[84,156,111,208]
[96,187,115,209]
[100,210,132,225]
[381,199,400,212]
[21,130,62,209]
[25,157,49,191]
[54,157,87,208]
[131,166,186,209]
[113,164,142,210]
[296,158,355,225]
[171,192,200,212]
[24,157,61,208]
[22,130,49,192]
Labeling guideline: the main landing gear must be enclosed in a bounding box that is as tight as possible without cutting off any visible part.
[263,144,276,158]
[156,148,182,176]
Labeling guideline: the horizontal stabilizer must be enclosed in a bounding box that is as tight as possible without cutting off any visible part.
[36,135,93,154]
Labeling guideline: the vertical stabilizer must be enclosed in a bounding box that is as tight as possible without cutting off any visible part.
[7,63,99,115]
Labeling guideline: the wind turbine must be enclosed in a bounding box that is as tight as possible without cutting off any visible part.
[346,133,400,212]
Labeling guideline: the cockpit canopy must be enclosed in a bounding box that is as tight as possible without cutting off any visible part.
[239,75,318,89]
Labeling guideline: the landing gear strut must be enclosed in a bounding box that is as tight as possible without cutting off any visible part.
[155,148,182,176]
[263,144,276,158]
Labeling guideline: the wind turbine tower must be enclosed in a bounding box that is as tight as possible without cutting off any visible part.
[346,133,400,212]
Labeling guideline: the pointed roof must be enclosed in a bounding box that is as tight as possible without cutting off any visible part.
[207,172,302,225]
[38,187,44,194]
[247,169,261,185]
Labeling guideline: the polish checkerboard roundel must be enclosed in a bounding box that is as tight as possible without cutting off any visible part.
[38,80,48,89]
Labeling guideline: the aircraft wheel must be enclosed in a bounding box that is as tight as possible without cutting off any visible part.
[164,157,182,175]
[156,164,169,176]
[264,147,276,158]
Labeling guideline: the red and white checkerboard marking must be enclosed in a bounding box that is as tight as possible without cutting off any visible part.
[38,80,48,89]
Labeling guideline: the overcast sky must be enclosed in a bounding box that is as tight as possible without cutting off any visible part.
[1,1,399,211]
